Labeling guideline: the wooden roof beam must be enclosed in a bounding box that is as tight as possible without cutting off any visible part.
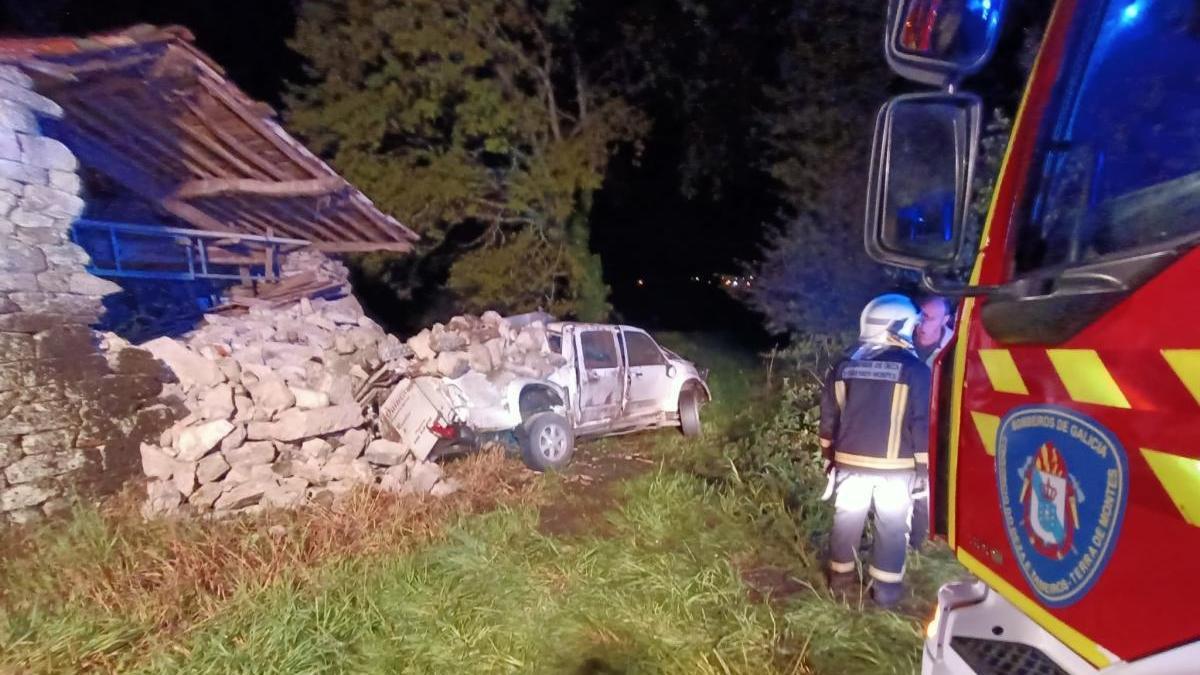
[313,241,413,253]
[174,176,346,200]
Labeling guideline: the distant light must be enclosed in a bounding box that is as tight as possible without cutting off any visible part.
[1121,2,1141,23]
[636,279,645,287]
[731,280,739,287]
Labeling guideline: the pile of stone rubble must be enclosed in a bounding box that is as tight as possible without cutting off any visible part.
[130,259,571,519]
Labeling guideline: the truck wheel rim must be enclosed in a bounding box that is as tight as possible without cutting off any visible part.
[538,424,567,460]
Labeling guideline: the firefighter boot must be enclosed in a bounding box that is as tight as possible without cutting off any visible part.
[827,571,859,601]
[871,581,904,608]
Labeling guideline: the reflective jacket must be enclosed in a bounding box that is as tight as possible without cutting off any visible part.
[819,347,932,471]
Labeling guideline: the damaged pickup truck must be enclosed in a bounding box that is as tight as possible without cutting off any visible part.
[364,321,711,471]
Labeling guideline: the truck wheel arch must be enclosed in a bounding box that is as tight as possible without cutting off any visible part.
[518,385,565,420]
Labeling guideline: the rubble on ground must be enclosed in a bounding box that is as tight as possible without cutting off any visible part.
[129,254,569,520]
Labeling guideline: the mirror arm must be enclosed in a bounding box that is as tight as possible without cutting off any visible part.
[920,270,1006,298]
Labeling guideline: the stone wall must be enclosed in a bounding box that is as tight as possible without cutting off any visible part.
[0,65,175,524]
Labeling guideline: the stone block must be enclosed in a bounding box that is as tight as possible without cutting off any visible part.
[33,324,94,359]
[196,451,230,483]
[176,419,234,461]
[10,292,102,316]
[288,386,329,410]
[430,478,461,498]
[34,271,70,292]
[68,273,122,296]
[364,439,408,466]
[253,405,364,443]
[138,336,224,389]
[0,158,47,185]
[0,271,39,292]
[0,239,46,273]
[140,443,175,480]
[0,130,18,161]
[172,460,197,497]
[7,207,57,228]
[224,440,275,466]
[20,428,75,455]
[141,480,181,518]
[188,481,223,510]
[408,461,443,494]
[18,136,77,172]
[0,332,34,362]
[0,100,36,133]
[1,483,55,512]
[0,312,100,334]
[41,242,91,267]
[48,170,80,194]
[213,478,273,511]
[246,373,294,417]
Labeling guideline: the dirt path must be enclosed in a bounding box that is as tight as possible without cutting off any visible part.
[535,440,659,538]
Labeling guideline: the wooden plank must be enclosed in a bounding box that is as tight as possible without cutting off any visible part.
[74,96,228,179]
[175,176,346,200]
[313,241,414,253]
[178,97,291,180]
[258,196,350,244]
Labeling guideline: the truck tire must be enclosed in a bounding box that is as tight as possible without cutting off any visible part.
[518,412,574,472]
[679,388,703,437]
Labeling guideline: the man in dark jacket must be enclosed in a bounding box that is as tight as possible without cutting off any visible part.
[820,294,931,608]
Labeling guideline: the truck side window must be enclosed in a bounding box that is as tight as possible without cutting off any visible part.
[1014,0,1200,275]
[580,330,618,368]
[548,334,562,355]
[625,331,666,367]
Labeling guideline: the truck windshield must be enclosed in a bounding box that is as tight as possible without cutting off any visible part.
[1013,0,1200,274]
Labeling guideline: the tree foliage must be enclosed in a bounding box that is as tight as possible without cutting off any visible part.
[287,0,646,319]
[745,2,893,335]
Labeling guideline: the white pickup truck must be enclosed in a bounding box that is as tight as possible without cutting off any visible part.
[376,322,711,471]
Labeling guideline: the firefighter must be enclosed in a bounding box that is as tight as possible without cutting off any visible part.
[820,293,932,607]
[910,292,955,550]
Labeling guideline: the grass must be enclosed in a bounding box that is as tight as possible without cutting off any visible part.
[0,333,965,674]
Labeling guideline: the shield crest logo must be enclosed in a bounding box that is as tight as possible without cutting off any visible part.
[1019,443,1079,560]
[996,406,1128,607]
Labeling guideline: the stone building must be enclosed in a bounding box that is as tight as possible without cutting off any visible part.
[0,26,415,523]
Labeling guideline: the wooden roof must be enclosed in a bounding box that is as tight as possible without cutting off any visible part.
[0,25,417,252]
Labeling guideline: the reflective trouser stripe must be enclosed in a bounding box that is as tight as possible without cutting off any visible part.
[869,565,905,583]
[829,560,856,573]
[829,470,914,585]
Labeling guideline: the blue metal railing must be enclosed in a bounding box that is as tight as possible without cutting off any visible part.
[70,218,310,282]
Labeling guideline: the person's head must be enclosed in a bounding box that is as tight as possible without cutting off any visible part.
[858,294,920,348]
[915,294,953,349]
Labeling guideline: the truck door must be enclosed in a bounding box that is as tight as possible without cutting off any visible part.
[947,0,1200,664]
[574,327,625,425]
[621,328,673,417]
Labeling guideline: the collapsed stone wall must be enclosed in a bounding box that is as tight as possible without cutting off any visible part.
[0,65,175,524]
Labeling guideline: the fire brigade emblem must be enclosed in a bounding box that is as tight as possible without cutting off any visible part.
[996,406,1128,608]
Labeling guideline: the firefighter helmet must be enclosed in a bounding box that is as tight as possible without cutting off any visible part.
[859,293,920,347]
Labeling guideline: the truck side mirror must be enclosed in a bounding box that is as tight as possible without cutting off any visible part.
[886,0,1007,87]
[865,92,981,270]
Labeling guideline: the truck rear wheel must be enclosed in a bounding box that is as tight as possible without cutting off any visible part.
[518,412,574,472]
[679,388,703,437]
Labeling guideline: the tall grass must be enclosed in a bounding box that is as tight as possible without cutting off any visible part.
[0,332,962,674]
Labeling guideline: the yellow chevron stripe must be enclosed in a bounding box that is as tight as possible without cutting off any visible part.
[1046,350,1130,408]
[969,411,1001,457]
[978,349,1029,395]
[1162,350,1200,406]
[1141,448,1200,527]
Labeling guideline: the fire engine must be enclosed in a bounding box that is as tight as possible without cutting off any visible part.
[865,1,1200,673]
